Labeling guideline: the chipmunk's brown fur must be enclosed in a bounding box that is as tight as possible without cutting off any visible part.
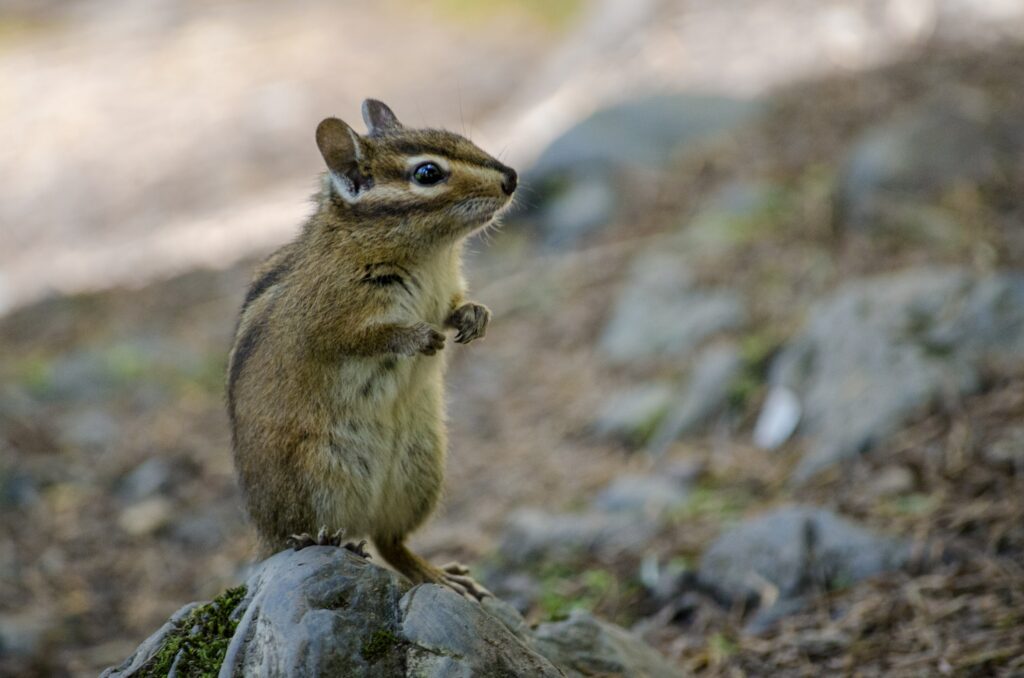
[227,99,516,599]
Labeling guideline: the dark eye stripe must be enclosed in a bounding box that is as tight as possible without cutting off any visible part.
[389,141,509,174]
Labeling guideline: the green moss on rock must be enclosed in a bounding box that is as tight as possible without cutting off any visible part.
[141,585,246,677]
[361,628,401,663]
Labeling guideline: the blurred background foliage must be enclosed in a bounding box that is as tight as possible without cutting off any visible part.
[2,0,1024,675]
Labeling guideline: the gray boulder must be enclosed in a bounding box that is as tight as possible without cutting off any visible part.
[837,88,1015,235]
[646,343,743,456]
[591,382,676,446]
[594,470,693,517]
[104,547,680,677]
[532,610,682,678]
[499,508,659,567]
[769,268,1024,481]
[600,253,746,364]
[400,585,562,677]
[530,94,758,180]
[685,180,783,251]
[523,93,760,248]
[697,505,910,632]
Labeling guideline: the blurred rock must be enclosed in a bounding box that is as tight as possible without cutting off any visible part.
[984,426,1024,470]
[870,466,915,498]
[647,343,743,455]
[117,458,174,503]
[0,609,50,663]
[686,180,783,251]
[592,383,675,446]
[42,351,119,403]
[523,94,760,248]
[57,408,119,451]
[118,497,174,537]
[0,468,39,510]
[480,571,542,617]
[106,547,676,677]
[499,508,659,566]
[600,253,747,364]
[638,552,693,603]
[531,609,682,678]
[751,386,802,450]
[538,176,619,250]
[837,88,1013,234]
[594,472,691,516]
[171,510,231,550]
[698,505,910,630]
[770,268,1024,481]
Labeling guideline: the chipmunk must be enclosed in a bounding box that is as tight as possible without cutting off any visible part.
[227,99,516,599]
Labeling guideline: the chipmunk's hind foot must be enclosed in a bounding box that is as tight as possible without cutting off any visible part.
[438,562,492,600]
[287,527,371,559]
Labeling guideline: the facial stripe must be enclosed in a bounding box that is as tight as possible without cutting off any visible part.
[388,141,510,174]
[352,199,456,219]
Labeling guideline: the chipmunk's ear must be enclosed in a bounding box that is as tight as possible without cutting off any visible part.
[316,117,369,201]
[362,99,402,136]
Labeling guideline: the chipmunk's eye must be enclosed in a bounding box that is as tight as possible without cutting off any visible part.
[412,162,446,186]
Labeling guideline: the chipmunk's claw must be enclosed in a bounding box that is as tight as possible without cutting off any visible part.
[287,527,369,558]
[344,539,371,559]
[448,303,490,345]
[438,561,492,601]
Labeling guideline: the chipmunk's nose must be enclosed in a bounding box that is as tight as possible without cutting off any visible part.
[501,168,518,196]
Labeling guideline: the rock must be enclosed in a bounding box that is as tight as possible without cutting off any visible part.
[984,426,1024,470]
[171,508,233,549]
[222,549,412,677]
[697,505,910,629]
[118,497,174,537]
[594,472,691,516]
[480,572,542,618]
[592,383,675,446]
[530,94,759,180]
[767,268,1024,481]
[870,466,915,498]
[523,94,760,248]
[41,351,119,403]
[686,180,783,251]
[0,608,52,663]
[0,468,39,510]
[117,458,174,503]
[401,585,562,677]
[105,547,678,677]
[57,408,119,451]
[751,386,802,450]
[600,253,747,364]
[647,343,743,455]
[837,88,1013,234]
[499,508,659,566]
[102,602,202,677]
[537,175,619,250]
[532,609,682,678]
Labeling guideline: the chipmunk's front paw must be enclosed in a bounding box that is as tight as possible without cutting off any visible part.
[448,303,490,344]
[409,322,446,356]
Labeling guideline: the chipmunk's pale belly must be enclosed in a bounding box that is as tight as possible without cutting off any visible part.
[316,347,448,539]
[313,249,461,538]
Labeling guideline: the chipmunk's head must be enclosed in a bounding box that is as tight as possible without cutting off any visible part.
[315,99,516,244]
